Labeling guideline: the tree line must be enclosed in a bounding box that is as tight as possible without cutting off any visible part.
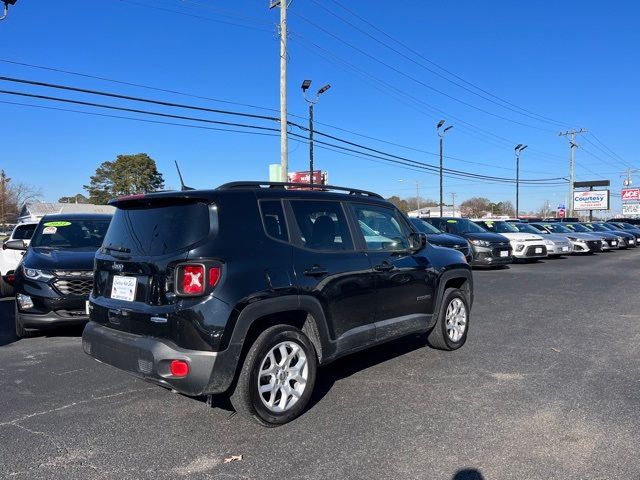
[387,195,516,217]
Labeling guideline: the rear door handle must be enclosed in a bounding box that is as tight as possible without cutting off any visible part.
[303,265,329,277]
[374,262,394,272]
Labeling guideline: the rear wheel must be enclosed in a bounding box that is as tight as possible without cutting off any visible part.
[14,303,34,339]
[428,288,469,351]
[230,325,317,427]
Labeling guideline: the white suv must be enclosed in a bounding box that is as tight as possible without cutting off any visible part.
[0,221,38,296]
[474,220,548,261]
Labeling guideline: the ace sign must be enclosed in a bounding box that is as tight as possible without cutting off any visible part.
[621,188,640,201]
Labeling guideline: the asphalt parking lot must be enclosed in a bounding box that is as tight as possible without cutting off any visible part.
[0,250,639,480]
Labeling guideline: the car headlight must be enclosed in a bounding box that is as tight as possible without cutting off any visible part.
[567,236,578,241]
[617,236,625,242]
[516,244,525,252]
[469,239,491,247]
[23,267,55,282]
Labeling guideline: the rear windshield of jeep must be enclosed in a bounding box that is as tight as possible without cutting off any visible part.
[103,200,211,256]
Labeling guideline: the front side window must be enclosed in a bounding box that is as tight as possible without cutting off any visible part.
[290,200,353,251]
[260,200,289,242]
[352,204,411,251]
[13,224,37,240]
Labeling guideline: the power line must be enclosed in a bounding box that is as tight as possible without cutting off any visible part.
[289,10,558,133]
[326,0,575,129]
[308,0,571,130]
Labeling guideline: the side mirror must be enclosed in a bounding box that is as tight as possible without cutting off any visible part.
[4,239,27,251]
[408,232,427,252]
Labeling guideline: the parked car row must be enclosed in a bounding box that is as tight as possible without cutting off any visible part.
[410,217,639,267]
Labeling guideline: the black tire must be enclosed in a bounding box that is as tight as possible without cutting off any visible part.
[15,302,33,339]
[230,325,317,427]
[428,288,469,351]
[0,277,10,297]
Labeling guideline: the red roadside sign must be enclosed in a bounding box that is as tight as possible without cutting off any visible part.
[621,188,640,201]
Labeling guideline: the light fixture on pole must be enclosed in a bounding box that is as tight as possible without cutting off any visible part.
[302,79,331,185]
[437,120,454,217]
[514,144,528,218]
[1,0,17,21]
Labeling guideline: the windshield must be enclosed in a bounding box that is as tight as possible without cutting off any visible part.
[566,223,592,233]
[410,218,442,234]
[603,223,621,230]
[31,219,111,249]
[437,218,487,235]
[542,223,572,234]
[478,221,519,233]
[622,223,636,229]
[513,223,545,234]
[586,223,610,232]
[13,224,37,240]
[103,201,211,256]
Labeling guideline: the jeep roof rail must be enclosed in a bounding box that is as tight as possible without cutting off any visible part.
[217,181,384,199]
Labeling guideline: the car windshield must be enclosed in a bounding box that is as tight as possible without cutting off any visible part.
[542,223,572,234]
[31,218,111,250]
[585,223,610,232]
[603,223,621,230]
[12,224,37,240]
[410,218,442,234]
[478,221,519,233]
[438,218,487,235]
[622,223,636,229]
[512,223,545,234]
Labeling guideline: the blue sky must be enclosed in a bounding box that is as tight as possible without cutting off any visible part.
[1,0,638,213]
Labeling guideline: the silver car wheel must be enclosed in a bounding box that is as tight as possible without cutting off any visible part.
[445,298,467,343]
[257,341,308,413]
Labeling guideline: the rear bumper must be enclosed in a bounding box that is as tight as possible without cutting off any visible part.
[82,321,240,396]
[18,310,88,328]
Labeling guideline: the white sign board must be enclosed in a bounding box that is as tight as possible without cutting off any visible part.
[622,203,640,216]
[573,190,609,211]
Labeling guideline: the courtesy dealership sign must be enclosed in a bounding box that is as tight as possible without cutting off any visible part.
[573,190,610,211]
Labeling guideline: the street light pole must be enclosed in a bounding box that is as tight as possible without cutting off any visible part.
[0,0,18,22]
[302,80,330,185]
[514,144,528,218]
[437,120,453,217]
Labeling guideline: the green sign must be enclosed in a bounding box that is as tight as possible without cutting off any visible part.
[43,221,72,227]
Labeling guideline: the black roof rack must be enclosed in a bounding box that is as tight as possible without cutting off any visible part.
[216,181,383,199]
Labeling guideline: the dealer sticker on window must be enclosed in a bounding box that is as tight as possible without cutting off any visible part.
[111,276,137,302]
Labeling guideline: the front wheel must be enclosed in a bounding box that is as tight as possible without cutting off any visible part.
[428,288,470,351]
[14,303,33,339]
[230,325,317,427]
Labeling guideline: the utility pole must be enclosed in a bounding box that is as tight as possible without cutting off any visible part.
[0,170,8,227]
[398,180,421,211]
[270,0,289,182]
[514,144,528,218]
[621,168,640,187]
[437,120,453,217]
[301,80,331,185]
[559,128,587,217]
[450,192,457,217]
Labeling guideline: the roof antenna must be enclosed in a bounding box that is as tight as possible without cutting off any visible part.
[175,160,194,191]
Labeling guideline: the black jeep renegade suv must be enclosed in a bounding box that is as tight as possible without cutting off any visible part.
[82,182,473,426]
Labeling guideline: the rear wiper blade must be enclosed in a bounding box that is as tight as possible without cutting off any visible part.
[103,244,131,254]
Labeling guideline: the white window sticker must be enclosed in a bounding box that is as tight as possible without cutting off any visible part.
[43,226,57,235]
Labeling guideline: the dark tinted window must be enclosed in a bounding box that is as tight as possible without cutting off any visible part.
[353,204,411,250]
[13,224,37,240]
[290,200,353,251]
[260,200,288,241]
[31,219,111,250]
[410,217,442,234]
[103,201,211,256]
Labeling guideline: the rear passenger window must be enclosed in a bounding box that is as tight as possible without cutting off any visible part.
[290,201,353,251]
[260,200,289,241]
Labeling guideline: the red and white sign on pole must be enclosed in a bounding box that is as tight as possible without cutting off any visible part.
[557,208,566,218]
[288,170,328,188]
[621,188,640,201]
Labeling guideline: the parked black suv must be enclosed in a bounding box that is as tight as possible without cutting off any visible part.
[410,217,472,262]
[7,214,112,338]
[422,217,512,267]
[82,182,473,426]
